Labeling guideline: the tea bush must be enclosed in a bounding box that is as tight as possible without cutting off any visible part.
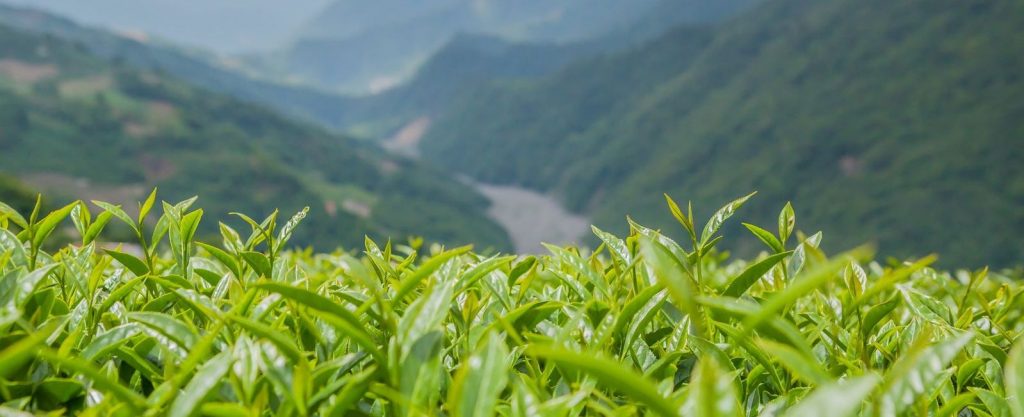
[0,191,1021,416]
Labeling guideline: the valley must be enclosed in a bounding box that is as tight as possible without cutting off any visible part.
[414,0,1024,267]
[0,22,512,251]
[0,1,1021,416]
[0,0,1020,266]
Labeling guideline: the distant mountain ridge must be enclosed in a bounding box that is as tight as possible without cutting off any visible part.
[417,0,1024,266]
[0,4,358,131]
[256,0,757,93]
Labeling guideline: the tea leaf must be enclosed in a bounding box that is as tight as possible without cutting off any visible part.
[781,375,878,417]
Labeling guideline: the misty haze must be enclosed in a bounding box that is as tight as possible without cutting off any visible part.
[0,0,1022,415]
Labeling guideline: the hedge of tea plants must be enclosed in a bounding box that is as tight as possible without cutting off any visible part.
[0,191,1022,417]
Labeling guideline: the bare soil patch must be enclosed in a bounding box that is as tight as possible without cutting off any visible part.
[0,59,58,84]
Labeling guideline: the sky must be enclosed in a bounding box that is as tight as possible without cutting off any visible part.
[0,0,333,54]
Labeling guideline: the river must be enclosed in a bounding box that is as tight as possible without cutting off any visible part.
[385,117,589,253]
[474,183,590,254]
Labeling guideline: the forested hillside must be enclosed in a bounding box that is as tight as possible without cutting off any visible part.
[420,0,1024,266]
[0,4,359,130]
[0,24,511,250]
[327,33,616,137]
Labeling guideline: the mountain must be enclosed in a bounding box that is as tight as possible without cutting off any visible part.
[323,33,616,139]
[418,0,1024,267]
[257,0,755,93]
[0,3,758,139]
[0,4,359,133]
[328,3,754,139]
[0,5,620,138]
[0,22,511,250]
[0,0,332,54]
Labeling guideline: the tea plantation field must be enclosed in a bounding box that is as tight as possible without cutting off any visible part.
[0,192,1022,416]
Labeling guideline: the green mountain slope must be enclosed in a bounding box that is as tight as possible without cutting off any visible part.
[0,4,359,133]
[420,0,1024,266]
[0,23,511,250]
[328,33,616,137]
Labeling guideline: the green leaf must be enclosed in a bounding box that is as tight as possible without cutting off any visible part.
[741,246,872,336]
[0,320,62,378]
[128,312,200,352]
[398,279,456,345]
[167,352,233,417]
[70,203,89,239]
[394,245,471,304]
[687,357,742,417]
[274,206,308,254]
[493,300,561,333]
[852,256,936,307]
[722,251,792,297]
[138,188,158,224]
[37,349,147,410]
[227,314,304,364]
[975,388,1012,417]
[592,225,632,267]
[956,358,985,389]
[879,332,973,416]
[181,210,204,246]
[527,345,678,417]
[1007,337,1024,417]
[196,242,241,278]
[781,375,879,417]
[456,255,515,293]
[862,293,900,339]
[98,276,147,313]
[0,406,34,417]
[321,366,377,417]
[700,192,756,246]
[106,250,150,277]
[199,403,250,417]
[32,202,77,248]
[759,339,831,386]
[450,332,510,417]
[743,223,785,254]
[936,393,976,417]
[11,265,57,307]
[92,201,138,234]
[779,202,796,245]
[629,216,690,263]
[37,378,85,403]
[81,324,142,360]
[240,251,272,278]
[609,284,665,343]
[232,211,274,249]
[0,201,28,230]
[255,282,382,362]
[83,211,113,245]
[639,235,705,336]
[399,330,445,416]
[900,286,953,324]
[664,194,695,240]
